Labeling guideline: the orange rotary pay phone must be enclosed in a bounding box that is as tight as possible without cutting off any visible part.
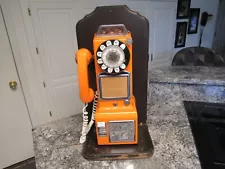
[76,24,138,145]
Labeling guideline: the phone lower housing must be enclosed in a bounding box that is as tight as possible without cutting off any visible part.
[95,97,138,145]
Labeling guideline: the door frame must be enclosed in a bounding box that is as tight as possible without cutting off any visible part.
[1,0,51,127]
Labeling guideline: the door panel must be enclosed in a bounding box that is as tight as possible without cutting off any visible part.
[0,6,33,168]
[38,9,82,118]
[39,10,76,79]
[30,2,83,120]
[149,2,176,69]
[152,8,174,60]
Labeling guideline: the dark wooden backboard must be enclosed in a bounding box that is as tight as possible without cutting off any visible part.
[76,5,149,123]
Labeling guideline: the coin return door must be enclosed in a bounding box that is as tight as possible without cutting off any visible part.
[109,121,135,142]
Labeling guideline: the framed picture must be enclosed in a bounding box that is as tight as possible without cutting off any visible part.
[188,8,200,34]
[174,22,188,48]
[176,0,191,19]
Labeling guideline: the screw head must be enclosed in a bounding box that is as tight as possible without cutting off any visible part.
[113,103,117,107]
[124,99,130,106]
[126,38,133,45]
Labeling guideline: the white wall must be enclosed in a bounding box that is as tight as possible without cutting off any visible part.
[174,0,219,53]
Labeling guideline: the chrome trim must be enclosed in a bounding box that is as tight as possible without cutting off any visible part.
[98,71,131,100]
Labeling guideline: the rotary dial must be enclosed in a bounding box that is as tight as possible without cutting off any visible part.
[96,40,130,73]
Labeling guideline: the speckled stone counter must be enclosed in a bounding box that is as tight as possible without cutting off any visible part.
[33,111,200,169]
[33,66,225,169]
[149,66,225,86]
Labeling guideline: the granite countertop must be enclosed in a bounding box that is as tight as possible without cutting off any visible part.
[149,66,225,86]
[33,66,225,169]
[33,103,200,169]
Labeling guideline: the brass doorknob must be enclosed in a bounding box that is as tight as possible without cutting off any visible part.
[9,81,17,90]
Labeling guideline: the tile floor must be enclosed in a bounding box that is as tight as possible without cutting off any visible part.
[4,158,36,169]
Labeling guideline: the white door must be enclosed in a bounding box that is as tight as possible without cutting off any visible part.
[29,1,85,121]
[28,0,175,120]
[0,6,34,168]
[149,1,177,69]
[28,0,140,121]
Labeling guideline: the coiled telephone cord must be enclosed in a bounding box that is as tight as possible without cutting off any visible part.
[79,91,98,144]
